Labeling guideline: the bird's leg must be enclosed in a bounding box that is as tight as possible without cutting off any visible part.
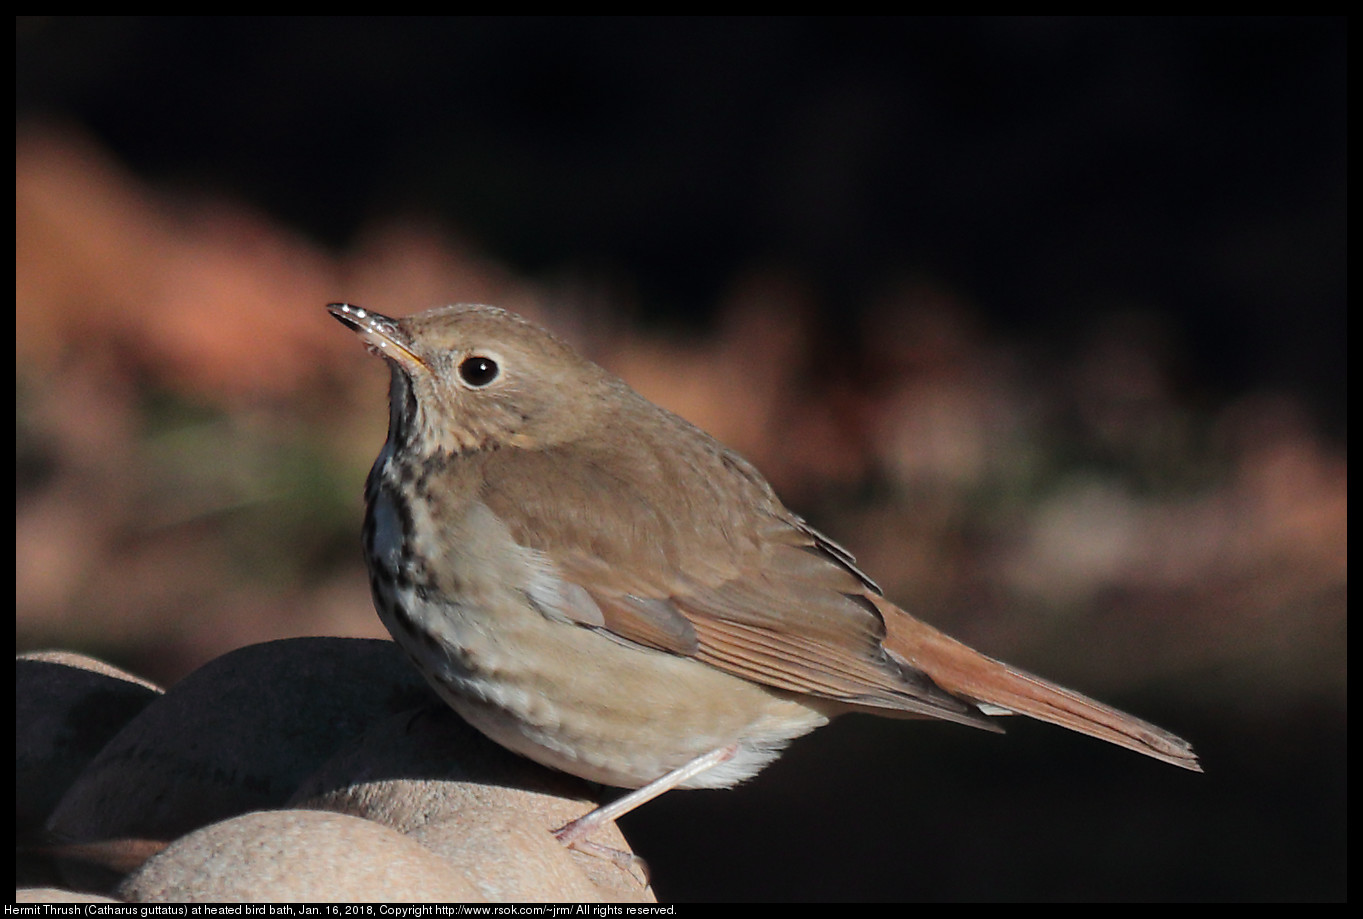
[553,743,739,877]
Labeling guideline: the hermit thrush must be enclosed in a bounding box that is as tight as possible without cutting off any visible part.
[328,302,1199,858]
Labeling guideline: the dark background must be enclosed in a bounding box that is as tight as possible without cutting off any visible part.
[17,17,1345,422]
[17,17,1345,901]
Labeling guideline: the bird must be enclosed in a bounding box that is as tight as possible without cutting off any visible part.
[328,301,1200,862]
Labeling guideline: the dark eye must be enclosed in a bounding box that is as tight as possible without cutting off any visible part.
[458,355,500,387]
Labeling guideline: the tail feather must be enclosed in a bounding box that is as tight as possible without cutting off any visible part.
[876,597,1201,772]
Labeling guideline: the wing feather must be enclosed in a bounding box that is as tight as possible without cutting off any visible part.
[477,434,989,726]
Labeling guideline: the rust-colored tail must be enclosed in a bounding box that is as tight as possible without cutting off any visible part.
[875,597,1201,772]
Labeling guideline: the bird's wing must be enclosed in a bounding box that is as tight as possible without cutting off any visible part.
[477,432,993,729]
[479,431,1201,771]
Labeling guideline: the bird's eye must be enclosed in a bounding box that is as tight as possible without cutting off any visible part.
[458,355,500,387]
